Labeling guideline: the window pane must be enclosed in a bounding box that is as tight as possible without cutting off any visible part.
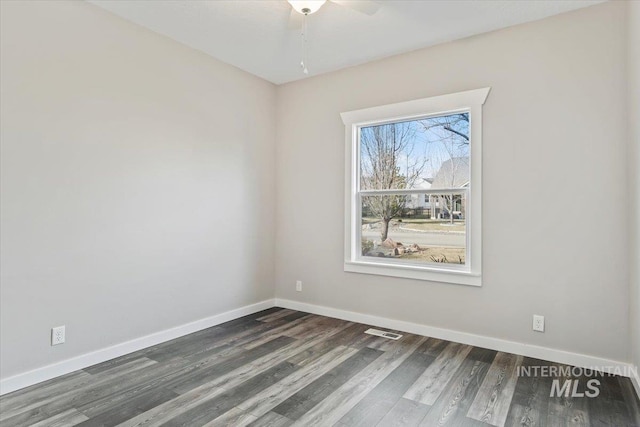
[360,113,470,191]
[360,193,466,265]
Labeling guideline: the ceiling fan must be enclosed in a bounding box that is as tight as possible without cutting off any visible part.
[288,0,380,20]
[287,0,381,74]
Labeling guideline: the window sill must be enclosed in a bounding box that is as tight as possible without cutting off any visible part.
[344,260,482,286]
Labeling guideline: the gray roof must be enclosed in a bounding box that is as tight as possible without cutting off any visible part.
[430,157,469,189]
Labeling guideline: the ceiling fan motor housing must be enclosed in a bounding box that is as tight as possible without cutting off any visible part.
[288,0,327,15]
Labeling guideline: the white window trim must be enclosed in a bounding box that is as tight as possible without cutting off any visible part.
[341,87,491,286]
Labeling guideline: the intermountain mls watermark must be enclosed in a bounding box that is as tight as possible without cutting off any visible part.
[516,365,638,398]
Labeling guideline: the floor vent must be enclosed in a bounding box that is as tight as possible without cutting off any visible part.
[364,328,403,340]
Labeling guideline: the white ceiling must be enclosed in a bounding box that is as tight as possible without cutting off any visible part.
[89,0,604,85]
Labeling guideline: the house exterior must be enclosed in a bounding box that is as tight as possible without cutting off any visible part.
[404,178,433,212]
[428,157,469,219]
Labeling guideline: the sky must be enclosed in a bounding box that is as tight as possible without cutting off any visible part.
[360,112,470,189]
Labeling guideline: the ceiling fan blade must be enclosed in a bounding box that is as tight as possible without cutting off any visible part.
[288,8,304,30]
[329,0,381,15]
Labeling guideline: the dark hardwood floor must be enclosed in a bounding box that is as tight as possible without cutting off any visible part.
[1,308,639,426]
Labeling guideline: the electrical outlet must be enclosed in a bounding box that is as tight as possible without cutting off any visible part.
[51,326,65,346]
[532,315,545,332]
[296,280,302,292]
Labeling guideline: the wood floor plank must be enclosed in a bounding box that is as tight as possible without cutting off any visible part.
[78,363,193,419]
[503,360,553,427]
[170,318,353,395]
[583,372,634,426]
[241,314,340,350]
[213,311,319,351]
[586,381,633,427]
[146,315,300,363]
[418,357,490,426]
[466,347,497,365]
[202,406,258,426]
[93,345,258,418]
[115,385,228,427]
[218,308,283,328]
[0,370,90,405]
[0,357,160,425]
[548,401,589,426]
[403,342,473,405]
[286,323,377,368]
[419,337,450,357]
[285,329,356,368]
[546,368,593,426]
[0,358,152,419]
[619,376,640,426]
[324,323,378,349]
[377,397,431,426]
[597,373,625,402]
[236,346,359,419]
[0,373,93,420]
[143,326,232,362]
[182,313,317,361]
[139,315,274,359]
[162,361,299,426]
[64,355,224,420]
[248,411,294,427]
[339,339,437,427]
[76,388,178,427]
[505,403,541,427]
[280,311,312,323]
[28,408,89,427]
[251,307,287,318]
[146,335,222,363]
[291,335,427,426]
[272,347,383,420]
[10,342,259,426]
[279,315,351,341]
[1,406,64,427]
[367,332,420,352]
[466,352,523,427]
[256,308,295,322]
[117,318,352,426]
[86,357,158,379]
[84,353,150,376]
[503,357,553,426]
[165,335,295,393]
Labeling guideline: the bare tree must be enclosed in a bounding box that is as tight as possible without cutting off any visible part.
[419,114,469,144]
[360,121,426,241]
[422,114,470,224]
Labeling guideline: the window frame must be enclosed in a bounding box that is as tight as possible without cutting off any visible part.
[341,88,490,286]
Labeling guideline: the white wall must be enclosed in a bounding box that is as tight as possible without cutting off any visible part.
[275,1,630,362]
[629,0,640,376]
[0,0,276,379]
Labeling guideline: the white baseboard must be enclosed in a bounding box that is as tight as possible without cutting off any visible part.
[0,299,276,396]
[275,298,637,381]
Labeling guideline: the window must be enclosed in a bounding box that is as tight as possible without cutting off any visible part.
[341,88,490,286]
